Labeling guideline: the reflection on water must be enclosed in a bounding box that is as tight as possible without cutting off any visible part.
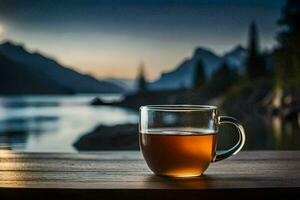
[268,115,300,150]
[217,112,300,150]
[0,95,138,152]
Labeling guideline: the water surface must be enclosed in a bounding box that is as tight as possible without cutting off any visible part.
[0,95,299,152]
[0,95,138,152]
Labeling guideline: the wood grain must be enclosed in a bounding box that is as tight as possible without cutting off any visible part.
[0,151,299,199]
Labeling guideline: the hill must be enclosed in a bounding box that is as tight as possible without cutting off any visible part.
[0,41,123,94]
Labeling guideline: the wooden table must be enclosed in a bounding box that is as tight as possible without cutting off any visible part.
[0,151,299,199]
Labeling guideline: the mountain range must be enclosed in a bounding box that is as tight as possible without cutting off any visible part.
[149,45,247,90]
[101,45,247,92]
[0,40,247,94]
[0,41,123,95]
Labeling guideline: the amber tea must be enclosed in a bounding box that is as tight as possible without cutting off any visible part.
[140,129,218,177]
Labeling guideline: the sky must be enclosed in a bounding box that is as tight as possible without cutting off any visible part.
[0,0,286,80]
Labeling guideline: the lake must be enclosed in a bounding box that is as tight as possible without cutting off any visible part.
[0,95,299,152]
[0,95,138,152]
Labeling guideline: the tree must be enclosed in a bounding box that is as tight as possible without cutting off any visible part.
[274,0,300,90]
[207,61,239,95]
[193,59,206,89]
[137,62,147,92]
[245,21,266,78]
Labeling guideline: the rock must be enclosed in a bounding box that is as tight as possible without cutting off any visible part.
[90,97,108,106]
[73,124,139,150]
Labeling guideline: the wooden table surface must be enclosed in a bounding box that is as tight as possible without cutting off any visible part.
[0,151,299,199]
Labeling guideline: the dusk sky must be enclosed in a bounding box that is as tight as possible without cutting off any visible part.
[0,0,286,80]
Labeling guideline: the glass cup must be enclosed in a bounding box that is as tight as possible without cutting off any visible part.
[139,105,246,177]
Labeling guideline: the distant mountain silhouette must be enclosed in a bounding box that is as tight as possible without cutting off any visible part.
[149,45,246,90]
[0,41,123,94]
[102,78,137,93]
[0,53,68,94]
[223,45,247,74]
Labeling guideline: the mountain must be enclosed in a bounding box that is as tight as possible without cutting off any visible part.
[149,45,246,90]
[0,41,123,94]
[0,52,68,94]
[149,47,222,90]
[101,78,137,92]
[223,45,247,74]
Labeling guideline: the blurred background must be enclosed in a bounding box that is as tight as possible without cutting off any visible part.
[0,0,299,152]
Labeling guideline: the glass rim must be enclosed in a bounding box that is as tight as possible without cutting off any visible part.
[140,104,217,111]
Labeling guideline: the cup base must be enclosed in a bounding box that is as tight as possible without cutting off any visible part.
[155,172,203,178]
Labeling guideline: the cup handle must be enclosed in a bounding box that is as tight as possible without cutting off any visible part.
[212,116,246,162]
